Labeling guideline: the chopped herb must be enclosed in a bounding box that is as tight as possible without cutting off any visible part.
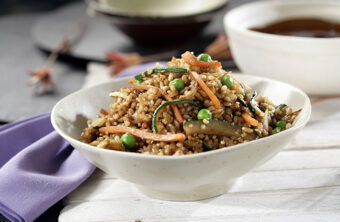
[135,79,143,85]
[153,67,188,74]
[276,121,286,130]
[203,143,214,150]
[134,74,144,81]
[270,127,281,135]
[277,104,287,110]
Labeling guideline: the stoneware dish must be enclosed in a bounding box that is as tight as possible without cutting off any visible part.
[224,0,340,95]
[87,0,228,18]
[86,0,228,44]
[51,75,311,201]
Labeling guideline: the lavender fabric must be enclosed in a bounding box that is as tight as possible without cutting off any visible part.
[0,113,95,222]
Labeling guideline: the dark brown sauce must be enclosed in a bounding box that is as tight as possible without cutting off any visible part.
[250,18,340,38]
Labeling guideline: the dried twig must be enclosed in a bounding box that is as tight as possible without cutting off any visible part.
[28,17,88,94]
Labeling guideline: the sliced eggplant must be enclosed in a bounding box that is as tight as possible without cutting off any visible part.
[249,91,262,115]
[237,98,247,107]
[263,109,269,132]
[238,90,262,120]
[249,91,257,114]
[183,120,256,140]
[281,109,302,122]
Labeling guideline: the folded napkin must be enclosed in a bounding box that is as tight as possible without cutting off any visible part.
[0,113,95,222]
[83,62,166,89]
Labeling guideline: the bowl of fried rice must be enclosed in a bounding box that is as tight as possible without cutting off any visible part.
[51,52,311,201]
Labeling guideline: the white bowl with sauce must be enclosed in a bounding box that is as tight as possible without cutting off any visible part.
[51,75,311,201]
[224,0,340,95]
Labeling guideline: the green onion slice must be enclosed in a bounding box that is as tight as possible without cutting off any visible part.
[134,67,188,81]
[134,74,144,81]
[152,67,188,74]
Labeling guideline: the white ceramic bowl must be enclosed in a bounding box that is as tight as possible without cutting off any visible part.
[87,0,228,18]
[224,0,340,95]
[51,75,311,201]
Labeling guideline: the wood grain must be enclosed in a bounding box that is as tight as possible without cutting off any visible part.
[60,147,340,222]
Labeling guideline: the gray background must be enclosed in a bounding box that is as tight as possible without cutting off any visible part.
[0,0,254,123]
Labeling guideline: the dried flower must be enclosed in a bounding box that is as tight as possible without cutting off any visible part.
[28,67,56,94]
[28,17,88,95]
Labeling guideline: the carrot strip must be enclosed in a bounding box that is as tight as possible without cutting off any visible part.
[195,60,221,68]
[190,71,221,109]
[181,51,196,65]
[123,85,184,124]
[100,108,109,115]
[181,51,221,68]
[161,94,184,124]
[128,79,136,84]
[99,126,186,142]
[241,113,259,126]
[171,106,183,123]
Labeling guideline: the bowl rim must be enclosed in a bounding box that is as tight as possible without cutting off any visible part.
[51,74,311,160]
[87,2,228,23]
[224,0,340,43]
[88,8,216,24]
[85,0,228,19]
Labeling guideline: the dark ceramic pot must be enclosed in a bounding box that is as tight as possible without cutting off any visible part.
[88,2,228,44]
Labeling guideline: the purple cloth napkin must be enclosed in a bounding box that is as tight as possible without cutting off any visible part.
[0,113,95,222]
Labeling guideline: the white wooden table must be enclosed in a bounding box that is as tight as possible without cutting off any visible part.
[59,64,340,222]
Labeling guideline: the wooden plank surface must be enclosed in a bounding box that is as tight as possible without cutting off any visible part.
[60,185,340,222]
[60,147,340,222]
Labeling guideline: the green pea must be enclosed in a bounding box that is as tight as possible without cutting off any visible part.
[197,109,212,120]
[135,80,143,85]
[197,53,212,62]
[169,78,185,91]
[120,133,136,150]
[221,74,233,88]
[270,127,281,135]
[276,121,286,130]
